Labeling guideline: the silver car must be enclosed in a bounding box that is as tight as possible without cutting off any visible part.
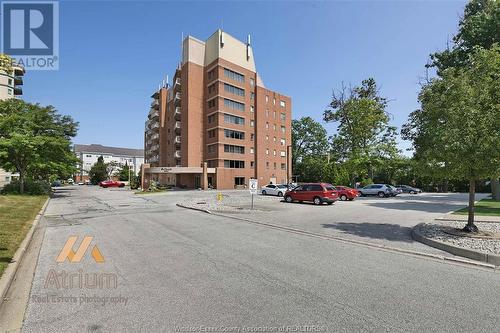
[359,184,393,198]
[261,184,288,197]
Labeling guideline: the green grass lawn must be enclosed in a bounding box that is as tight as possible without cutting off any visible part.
[0,195,47,277]
[453,199,500,217]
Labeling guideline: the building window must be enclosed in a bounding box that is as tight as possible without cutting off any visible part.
[250,134,254,141]
[281,163,286,170]
[266,149,269,155]
[250,106,254,113]
[280,101,286,107]
[273,149,276,156]
[273,98,276,105]
[266,162,269,169]
[280,151,286,157]
[250,92,255,100]
[273,124,276,131]
[250,78,255,86]
[273,111,276,118]
[274,162,277,169]
[224,98,245,111]
[208,129,216,138]
[7,89,13,95]
[224,113,245,125]
[280,113,286,121]
[86,154,92,157]
[273,137,277,143]
[250,161,254,169]
[234,177,245,186]
[224,144,245,154]
[281,126,286,133]
[208,99,216,109]
[207,144,217,153]
[266,122,269,129]
[250,120,254,127]
[280,138,286,146]
[266,109,269,117]
[265,95,269,103]
[208,114,216,123]
[224,68,244,83]
[208,83,216,94]
[207,160,217,168]
[208,69,216,80]
[224,83,245,97]
[250,147,254,154]
[224,129,245,140]
[224,160,245,168]
[266,135,269,141]
[8,78,13,85]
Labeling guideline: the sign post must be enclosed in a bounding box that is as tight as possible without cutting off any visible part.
[249,179,258,210]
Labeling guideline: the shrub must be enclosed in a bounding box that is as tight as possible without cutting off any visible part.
[1,179,51,195]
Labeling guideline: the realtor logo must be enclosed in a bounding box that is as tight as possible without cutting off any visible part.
[1,1,59,70]
[56,236,105,263]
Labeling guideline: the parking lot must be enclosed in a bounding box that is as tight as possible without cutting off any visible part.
[180,190,490,255]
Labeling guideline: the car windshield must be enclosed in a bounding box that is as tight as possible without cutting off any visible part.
[276,185,287,189]
[324,185,336,191]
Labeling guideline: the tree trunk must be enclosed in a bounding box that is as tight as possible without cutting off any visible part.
[19,171,25,194]
[492,178,500,201]
[462,178,478,233]
[350,174,356,188]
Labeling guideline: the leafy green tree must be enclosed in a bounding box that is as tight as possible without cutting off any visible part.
[0,99,78,193]
[402,46,500,232]
[89,156,108,185]
[428,0,499,73]
[118,163,131,181]
[292,117,329,167]
[324,79,398,187]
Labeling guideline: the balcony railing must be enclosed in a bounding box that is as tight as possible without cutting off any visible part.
[174,107,181,119]
[150,122,159,129]
[175,150,181,158]
[149,109,159,119]
[14,76,23,85]
[150,133,159,140]
[174,92,181,102]
[151,100,159,109]
[175,78,181,86]
[175,136,181,144]
[14,87,22,95]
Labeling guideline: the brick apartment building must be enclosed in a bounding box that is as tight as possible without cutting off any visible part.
[144,30,291,189]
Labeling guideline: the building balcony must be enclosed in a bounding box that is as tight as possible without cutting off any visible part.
[151,100,159,109]
[174,121,181,133]
[13,65,24,76]
[151,90,159,99]
[174,136,181,145]
[14,87,22,95]
[149,109,159,119]
[150,122,159,130]
[175,150,181,158]
[14,76,23,85]
[150,144,159,152]
[174,92,181,104]
[150,133,159,141]
[149,155,159,163]
[174,107,181,120]
[175,78,181,86]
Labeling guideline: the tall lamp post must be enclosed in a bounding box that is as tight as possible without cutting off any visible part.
[286,145,292,185]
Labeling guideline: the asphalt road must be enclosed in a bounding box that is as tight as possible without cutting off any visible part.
[20,186,500,332]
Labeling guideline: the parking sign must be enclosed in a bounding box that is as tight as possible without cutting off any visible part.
[249,179,258,194]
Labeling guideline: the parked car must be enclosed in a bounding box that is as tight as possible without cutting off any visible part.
[358,184,394,198]
[386,185,401,196]
[51,180,61,187]
[261,184,288,197]
[284,183,338,205]
[335,186,359,201]
[396,185,422,194]
[67,178,74,185]
[99,180,125,188]
[78,182,85,185]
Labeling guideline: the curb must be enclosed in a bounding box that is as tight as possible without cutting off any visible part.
[175,203,497,271]
[411,223,500,267]
[0,197,50,305]
[435,217,500,223]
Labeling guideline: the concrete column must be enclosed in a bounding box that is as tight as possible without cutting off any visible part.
[202,162,208,190]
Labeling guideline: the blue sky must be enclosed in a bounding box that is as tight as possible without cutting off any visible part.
[22,0,467,152]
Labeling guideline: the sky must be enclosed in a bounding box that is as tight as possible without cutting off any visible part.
[21,0,468,153]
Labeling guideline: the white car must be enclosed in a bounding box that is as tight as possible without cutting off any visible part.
[261,184,288,197]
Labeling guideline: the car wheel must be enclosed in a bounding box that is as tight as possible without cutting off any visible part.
[262,190,267,195]
[327,202,333,205]
[340,194,347,201]
[378,191,385,198]
[285,195,293,203]
[278,191,283,197]
[313,197,322,205]
[409,190,416,194]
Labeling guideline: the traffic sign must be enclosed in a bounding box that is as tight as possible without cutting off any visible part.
[249,179,258,194]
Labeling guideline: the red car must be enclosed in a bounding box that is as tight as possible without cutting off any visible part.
[284,183,338,205]
[335,186,359,201]
[99,180,125,188]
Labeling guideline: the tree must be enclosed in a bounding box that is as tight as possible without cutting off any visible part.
[106,161,119,179]
[89,156,108,185]
[323,79,398,187]
[402,46,500,232]
[428,0,500,73]
[0,99,78,193]
[118,163,131,181]
[292,117,329,167]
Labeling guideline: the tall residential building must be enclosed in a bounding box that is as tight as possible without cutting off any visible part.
[74,144,144,182]
[144,30,292,189]
[0,61,25,187]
